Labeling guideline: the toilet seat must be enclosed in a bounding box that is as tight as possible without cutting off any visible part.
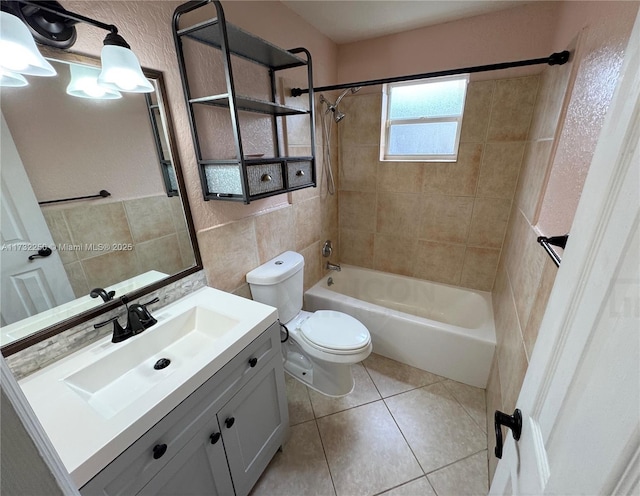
[299,310,371,355]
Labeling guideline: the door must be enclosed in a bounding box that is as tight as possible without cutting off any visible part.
[219,357,288,496]
[0,113,75,326]
[137,415,234,496]
[490,11,640,495]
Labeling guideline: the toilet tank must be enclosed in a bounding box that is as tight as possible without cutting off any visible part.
[246,251,304,324]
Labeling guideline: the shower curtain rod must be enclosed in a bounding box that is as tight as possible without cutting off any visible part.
[290,51,570,97]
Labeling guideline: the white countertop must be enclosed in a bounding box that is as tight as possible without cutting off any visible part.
[18,287,278,488]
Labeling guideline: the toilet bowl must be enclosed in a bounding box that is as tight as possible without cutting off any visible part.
[246,251,372,397]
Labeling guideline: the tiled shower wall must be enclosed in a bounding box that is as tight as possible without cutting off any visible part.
[337,76,539,291]
[43,194,195,297]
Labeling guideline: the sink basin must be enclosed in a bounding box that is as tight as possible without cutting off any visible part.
[63,306,239,419]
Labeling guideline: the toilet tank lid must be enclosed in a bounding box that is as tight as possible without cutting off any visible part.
[246,251,304,285]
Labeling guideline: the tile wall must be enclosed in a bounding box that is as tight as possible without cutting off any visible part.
[43,195,195,297]
[337,76,539,291]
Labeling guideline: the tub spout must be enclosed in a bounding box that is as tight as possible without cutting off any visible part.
[326,261,341,272]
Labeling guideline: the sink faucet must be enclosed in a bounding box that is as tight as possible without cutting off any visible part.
[94,296,159,343]
[326,261,341,272]
[90,287,115,302]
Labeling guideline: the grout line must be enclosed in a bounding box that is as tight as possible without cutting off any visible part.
[311,418,339,496]
[440,380,488,436]
[381,395,426,476]
[370,475,426,496]
[423,447,488,477]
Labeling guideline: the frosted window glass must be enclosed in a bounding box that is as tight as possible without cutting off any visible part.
[390,80,466,119]
[388,122,458,156]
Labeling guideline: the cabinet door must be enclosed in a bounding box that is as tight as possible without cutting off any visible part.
[137,416,234,496]
[219,357,288,496]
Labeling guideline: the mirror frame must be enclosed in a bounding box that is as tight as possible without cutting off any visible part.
[1,47,202,357]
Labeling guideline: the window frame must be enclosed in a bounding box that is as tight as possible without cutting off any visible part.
[379,74,469,162]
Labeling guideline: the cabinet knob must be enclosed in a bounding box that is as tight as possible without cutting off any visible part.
[209,432,221,445]
[295,170,305,177]
[152,443,167,459]
[261,174,272,182]
[225,417,235,429]
[248,357,258,368]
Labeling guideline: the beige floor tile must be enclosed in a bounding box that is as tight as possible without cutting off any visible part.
[442,380,487,434]
[250,421,335,496]
[308,363,381,418]
[385,382,487,473]
[427,451,489,496]
[363,353,444,398]
[285,374,314,426]
[317,401,423,496]
[378,477,436,496]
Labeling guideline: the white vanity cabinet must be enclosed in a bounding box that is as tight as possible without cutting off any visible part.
[80,321,287,496]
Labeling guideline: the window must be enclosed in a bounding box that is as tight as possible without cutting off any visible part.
[380,75,468,162]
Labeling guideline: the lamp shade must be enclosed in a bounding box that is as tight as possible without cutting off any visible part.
[66,63,121,99]
[97,45,153,93]
[0,68,28,87]
[0,11,56,77]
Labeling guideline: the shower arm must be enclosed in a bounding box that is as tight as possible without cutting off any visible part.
[291,51,570,97]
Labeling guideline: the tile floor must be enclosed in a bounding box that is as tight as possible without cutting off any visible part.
[250,353,488,496]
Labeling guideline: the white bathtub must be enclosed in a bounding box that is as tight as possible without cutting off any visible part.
[304,265,496,388]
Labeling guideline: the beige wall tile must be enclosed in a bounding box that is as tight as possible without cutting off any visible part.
[295,197,321,251]
[124,196,175,243]
[255,206,295,263]
[82,249,139,288]
[468,197,512,249]
[460,80,495,143]
[169,196,189,233]
[523,257,558,359]
[460,247,500,291]
[338,191,376,232]
[339,229,374,268]
[136,234,184,276]
[373,234,417,276]
[422,143,482,196]
[476,142,526,199]
[63,261,89,298]
[64,202,132,261]
[338,93,382,146]
[340,146,378,191]
[515,139,554,223]
[487,75,539,141]
[413,240,465,285]
[42,209,77,265]
[376,192,422,236]
[491,258,512,348]
[497,313,529,414]
[377,162,424,193]
[301,241,322,291]
[419,196,474,244]
[177,229,196,268]
[197,218,259,293]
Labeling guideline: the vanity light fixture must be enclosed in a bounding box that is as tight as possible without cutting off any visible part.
[66,63,122,99]
[0,68,28,87]
[0,10,57,79]
[0,1,153,93]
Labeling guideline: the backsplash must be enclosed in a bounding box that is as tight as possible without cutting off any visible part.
[43,195,195,297]
[6,270,207,380]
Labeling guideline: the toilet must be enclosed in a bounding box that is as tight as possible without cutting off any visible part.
[246,251,372,397]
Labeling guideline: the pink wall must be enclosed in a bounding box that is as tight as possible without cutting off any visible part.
[337,2,561,85]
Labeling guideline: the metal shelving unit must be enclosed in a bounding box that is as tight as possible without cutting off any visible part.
[172,0,316,203]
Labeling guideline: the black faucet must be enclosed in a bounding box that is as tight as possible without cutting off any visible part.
[94,296,160,343]
[90,287,115,302]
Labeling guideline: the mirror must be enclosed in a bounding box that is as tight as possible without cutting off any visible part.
[0,49,201,355]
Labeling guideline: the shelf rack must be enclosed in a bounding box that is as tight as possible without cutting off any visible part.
[172,1,316,203]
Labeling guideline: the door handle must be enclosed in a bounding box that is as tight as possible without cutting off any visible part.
[28,247,52,261]
[494,408,522,459]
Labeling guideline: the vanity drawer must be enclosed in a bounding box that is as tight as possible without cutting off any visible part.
[286,161,313,188]
[247,163,284,196]
[80,321,280,496]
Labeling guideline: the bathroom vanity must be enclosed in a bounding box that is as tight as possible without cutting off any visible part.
[18,287,288,496]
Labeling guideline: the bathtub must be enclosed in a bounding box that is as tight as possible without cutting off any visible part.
[304,265,496,388]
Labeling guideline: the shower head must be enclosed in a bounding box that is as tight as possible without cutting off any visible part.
[320,86,361,123]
